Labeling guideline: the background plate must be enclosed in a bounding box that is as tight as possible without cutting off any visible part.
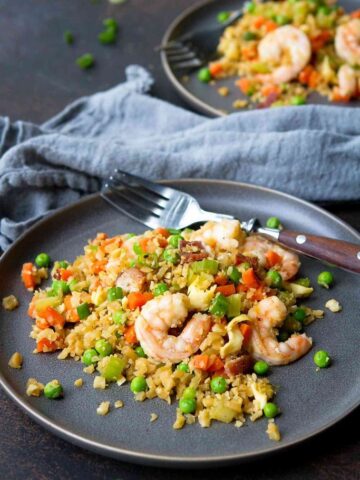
[161,0,360,116]
[0,179,359,468]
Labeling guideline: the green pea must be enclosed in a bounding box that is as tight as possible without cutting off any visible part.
[314,350,331,368]
[44,380,63,399]
[197,67,212,83]
[209,293,228,317]
[58,260,69,269]
[35,253,51,268]
[318,5,331,15]
[127,233,137,239]
[130,376,148,393]
[317,271,334,288]
[217,11,230,23]
[182,387,196,399]
[275,14,291,25]
[291,95,306,106]
[107,286,124,301]
[179,397,196,414]
[153,283,169,297]
[168,234,183,248]
[99,356,126,381]
[267,269,282,288]
[253,360,269,376]
[245,1,256,13]
[295,277,311,287]
[278,330,289,342]
[283,316,302,333]
[82,348,98,366]
[294,307,306,322]
[135,346,147,358]
[63,30,74,45]
[266,216,281,229]
[95,339,113,358]
[113,310,126,325]
[228,266,241,285]
[210,376,227,394]
[168,228,182,235]
[52,280,70,295]
[133,243,143,256]
[263,402,279,418]
[46,289,56,297]
[177,362,190,373]
[243,31,258,41]
[163,248,180,265]
[76,53,95,70]
[77,302,90,320]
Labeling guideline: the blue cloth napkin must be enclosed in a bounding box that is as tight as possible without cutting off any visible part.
[0,65,359,250]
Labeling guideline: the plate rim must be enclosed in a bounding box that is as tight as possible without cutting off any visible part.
[0,178,359,468]
[161,0,228,117]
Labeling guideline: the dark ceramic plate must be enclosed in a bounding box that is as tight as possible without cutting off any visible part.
[0,180,359,468]
[161,0,360,116]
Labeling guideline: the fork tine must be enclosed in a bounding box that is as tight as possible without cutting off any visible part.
[156,41,184,51]
[108,180,165,217]
[172,58,203,70]
[166,46,192,56]
[167,51,197,62]
[109,175,169,209]
[114,170,176,200]
[101,185,161,230]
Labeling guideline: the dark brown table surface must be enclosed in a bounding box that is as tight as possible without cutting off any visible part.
[0,1,359,479]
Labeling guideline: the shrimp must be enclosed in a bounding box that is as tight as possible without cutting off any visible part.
[337,64,358,97]
[256,26,311,84]
[135,293,212,363]
[335,19,360,66]
[116,267,146,293]
[240,234,300,281]
[189,220,245,253]
[248,296,312,366]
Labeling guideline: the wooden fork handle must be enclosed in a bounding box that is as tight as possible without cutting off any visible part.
[278,230,360,274]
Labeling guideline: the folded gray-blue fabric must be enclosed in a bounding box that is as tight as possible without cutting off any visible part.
[0,65,359,250]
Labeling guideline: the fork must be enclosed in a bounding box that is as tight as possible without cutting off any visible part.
[160,9,244,70]
[101,170,360,274]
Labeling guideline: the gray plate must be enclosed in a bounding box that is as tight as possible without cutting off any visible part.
[0,179,359,468]
[161,0,360,116]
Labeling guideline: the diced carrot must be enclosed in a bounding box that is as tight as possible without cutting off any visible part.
[214,274,228,286]
[193,354,210,371]
[124,324,138,344]
[311,31,332,51]
[208,355,224,372]
[264,20,277,32]
[261,84,280,97]
[21,262,36,290]
[209,62,223,77]
[43,307,65,329]
[237,78,252,94]
[266,250,282,268]
[60,269,73,281]
[64,295,80,322]
[241,268,260,289]
[250,286,265,301]
[139,237,150,253]
[240,323,252,344]
[154,227,170,238]
[158,237,168,248]
[298,65,313,85]
[127,292,153,310]
[91,260,107,274]
[253,16,266,29]
[332,87,351,103]
[308,70,321,88]
[351,9,360,18]
[237,283,248,293]
[241,46,257,60]
[36,338,57,353]
[216,284,236,296]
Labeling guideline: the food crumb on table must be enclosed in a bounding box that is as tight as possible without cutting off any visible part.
[26,378,44,397]
[150,413,158,422]
[2,295,19,311]
[83,365,95,374]
[93,376,106,390]
[217,86,229,97]
[114,400,124,409]
[8,352,23,369]
[232,99,248,109]
[97,401,110,416]
[325,299,342,313]
[266,419,281,441]
[74,378,83,388]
